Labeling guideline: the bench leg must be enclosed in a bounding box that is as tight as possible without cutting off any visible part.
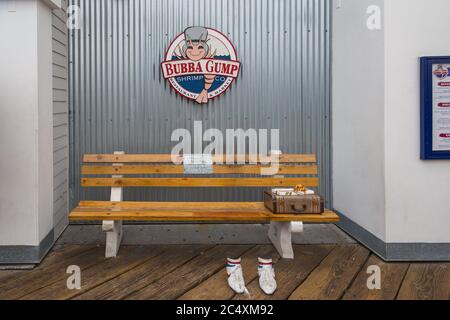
[103,221,123,258]
[103,151,125,258]
[268,222,295,259]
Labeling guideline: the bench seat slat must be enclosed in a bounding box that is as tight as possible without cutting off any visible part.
[81,164,319,175]
[81,177,319,187]
[69,201,339,223]
[83,154,317,164]
[78,201,272,209]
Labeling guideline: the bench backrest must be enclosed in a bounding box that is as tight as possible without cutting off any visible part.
[81,154,319,188]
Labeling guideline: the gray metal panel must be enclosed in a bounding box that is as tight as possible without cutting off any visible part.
[0,229,55,265]
[336,210,450,261]
[69,0,332,208]
[53,0,69,236]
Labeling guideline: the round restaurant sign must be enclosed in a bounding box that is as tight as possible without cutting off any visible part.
[161,27,241,104]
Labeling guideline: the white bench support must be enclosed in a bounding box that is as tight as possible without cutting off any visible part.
[103,151,124,258]
[268,221,303,259]
[103,220,123,258]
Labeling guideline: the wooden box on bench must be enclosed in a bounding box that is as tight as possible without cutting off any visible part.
[264,191,324,214]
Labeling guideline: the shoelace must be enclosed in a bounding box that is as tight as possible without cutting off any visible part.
[229,267,250,295]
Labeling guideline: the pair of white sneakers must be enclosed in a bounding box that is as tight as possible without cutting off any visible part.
[226,257,277,295]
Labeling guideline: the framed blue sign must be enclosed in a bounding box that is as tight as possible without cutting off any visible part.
[420,56,450,160]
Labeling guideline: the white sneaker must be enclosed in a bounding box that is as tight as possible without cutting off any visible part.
[226,258,247,294]
[258,258,277,295]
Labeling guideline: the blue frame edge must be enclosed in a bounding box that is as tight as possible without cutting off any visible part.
[420,56,450,160]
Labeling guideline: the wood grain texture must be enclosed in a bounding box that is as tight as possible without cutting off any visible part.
[0,245,95,291]
[0,270,25,282]
[397,263,450,300]
[0,247,104,299]
[1,245,447,300]
[234,245,334,300]
[83,154,317,164]
[20,246,163,300]
[0,245,92,284]
[74,245,212,300]
[288,245,370,300]
[69,202,339,223]
[81,164,318,175]
[124,245,253,300]
[343,255,409,300]
[179,245,279,300]
[81,177,319,188]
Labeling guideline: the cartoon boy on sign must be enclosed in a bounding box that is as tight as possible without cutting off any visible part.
[180,27,216,104]
[162,27,241,105]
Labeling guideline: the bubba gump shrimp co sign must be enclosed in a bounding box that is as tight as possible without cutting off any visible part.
[161,27,241,104]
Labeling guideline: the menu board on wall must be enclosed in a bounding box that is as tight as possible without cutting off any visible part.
[420,56,450,159]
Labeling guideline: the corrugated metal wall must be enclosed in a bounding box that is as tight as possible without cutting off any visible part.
[53,0,69,237]
[69,0,332,208]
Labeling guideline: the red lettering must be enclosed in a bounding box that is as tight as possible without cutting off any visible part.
[166,60,239,77]
[195,62,202,73]
[230,65,238,75]
[220,63,232,75]
[164,63,174,76]
[181,63,188,74]
[173,64,180,75]
[205,60,214,73]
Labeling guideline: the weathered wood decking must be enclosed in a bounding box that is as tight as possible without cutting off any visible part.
[0,244,449,300]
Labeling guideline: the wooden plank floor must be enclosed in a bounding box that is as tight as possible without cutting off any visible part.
[0,244,449,300]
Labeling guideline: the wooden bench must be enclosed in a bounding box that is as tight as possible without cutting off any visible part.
[69,152,339,259]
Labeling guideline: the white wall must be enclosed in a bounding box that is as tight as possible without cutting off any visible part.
[384,0,450,243]
[0,0,56,246]
[332,0,387,241]
[0,0,39,245]
[333,0,450,244]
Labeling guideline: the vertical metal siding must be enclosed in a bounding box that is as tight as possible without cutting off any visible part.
[53,0,70,237]
[69,0,332,208]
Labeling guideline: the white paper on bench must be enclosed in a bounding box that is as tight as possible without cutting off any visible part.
[183,154,213,174]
